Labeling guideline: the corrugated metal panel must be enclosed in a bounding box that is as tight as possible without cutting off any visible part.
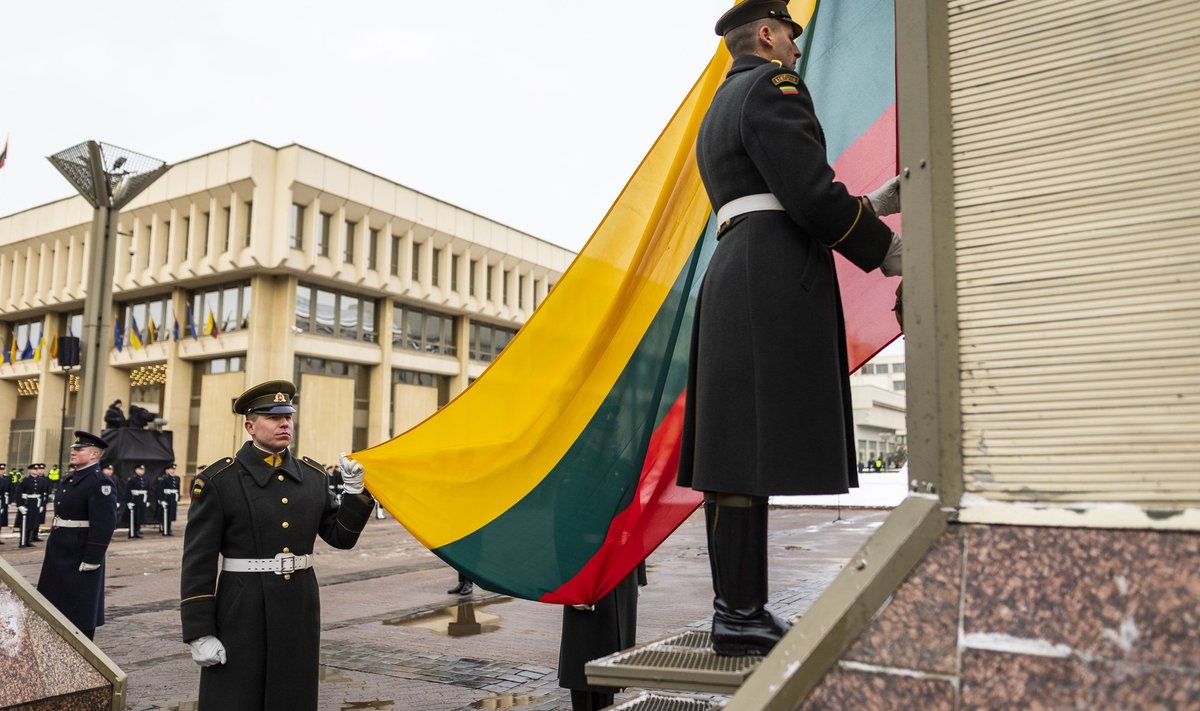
[950,0,1200,507]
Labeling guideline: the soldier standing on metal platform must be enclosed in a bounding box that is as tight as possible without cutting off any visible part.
[678,0,902,657]
[180,379,375,711]
[35,431,118,640]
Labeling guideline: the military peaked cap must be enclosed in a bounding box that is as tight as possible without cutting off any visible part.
[71,430,110,450]
[233,379,297,416]
[715,0,803,37]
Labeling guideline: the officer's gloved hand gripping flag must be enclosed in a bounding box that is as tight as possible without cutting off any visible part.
[353,0,902,606]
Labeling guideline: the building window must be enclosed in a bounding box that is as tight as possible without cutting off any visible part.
[289,203,305,249]
[343,220,356,263]
[392,303,457,356]
[392,368,451,407]
[391,235,401,276]
[61,312,83,339]
[294,357,370,451]
[486,265,493,301]
[431,248,441,287]
[451,254,460,292]
[295,283,377,342]
[518,275,526,309]
[502,270,510,305]
[412,242,422,281]
[316,212,332,257]
[860,364,874,375]
[200,212,210,257]
[120,294,174,347]
[894,380,906,392]
[222,207,232,253]
[469,321,517,362]
[189,282,252,335]
[182,217,191,260]
[5,317,44,360]
[892,362,905,374]
[367,228,379,270]
[469,259,478,297]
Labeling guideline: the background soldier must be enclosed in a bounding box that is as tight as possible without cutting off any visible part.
[36,431,118,640]
[0,463,9,530]
[16,465,40,548]
[180,379,375,711]
[30,464,49,541]
[678,1,902,657]
[156,462,181,536]
[127,463,149,538]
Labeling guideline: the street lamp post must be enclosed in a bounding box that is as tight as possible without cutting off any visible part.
[47,141,168,433]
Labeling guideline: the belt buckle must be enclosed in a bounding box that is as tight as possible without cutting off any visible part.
[274,552,297,575]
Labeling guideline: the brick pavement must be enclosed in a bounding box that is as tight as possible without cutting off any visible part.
[0,503,888,710]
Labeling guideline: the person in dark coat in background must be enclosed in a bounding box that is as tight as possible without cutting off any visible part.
[103,399,126,431]
[35,431,118,639]
[558,563,647,710]
[30,464,49,539]
[677,1,902,657]
[126,463,149,538]
[0,463,9,531]
[156,462,181,536]
[180,380,375,711]
[16,466,40,548]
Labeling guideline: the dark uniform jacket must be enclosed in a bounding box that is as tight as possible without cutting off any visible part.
[35,462,118,631]
[127,473,149,522]
[678,55,892,497]
[180,441,374,711]
[16,475,39,536]
[157,473,181,521]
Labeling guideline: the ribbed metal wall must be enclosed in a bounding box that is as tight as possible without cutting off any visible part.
[950,0,1200,504]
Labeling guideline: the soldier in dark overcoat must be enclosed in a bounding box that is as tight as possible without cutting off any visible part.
[156,462,181,536]
[557,563,647,710]
[126,464,149,538]
[677,1,902,657]
[35,431,118,639]
[30,464,49,539]
[180,380,375,711]
[0,463,9,530]
[16,467,40,548]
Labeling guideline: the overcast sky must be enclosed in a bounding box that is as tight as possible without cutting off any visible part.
[1,0,741,253]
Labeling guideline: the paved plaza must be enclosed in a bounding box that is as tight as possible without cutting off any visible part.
[1,503,889,710]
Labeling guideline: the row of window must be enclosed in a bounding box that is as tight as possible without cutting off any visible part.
[290,204,550,310]
[860,362,905,375]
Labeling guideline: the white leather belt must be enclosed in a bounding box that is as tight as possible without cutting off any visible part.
[53,517,89,529]
[131,489,148,495]
[716,193,785,226]
[162,489,179,494]
[222,553,313,575]
[22,493,39,499]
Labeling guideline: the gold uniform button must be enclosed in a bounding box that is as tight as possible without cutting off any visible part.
[277,475,285,481]
[281,498,289,504]
[282,547,290,553]
[282,521,289,529]
[283,574,291,581]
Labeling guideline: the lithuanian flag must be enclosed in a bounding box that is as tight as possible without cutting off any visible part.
[354,0,901,605]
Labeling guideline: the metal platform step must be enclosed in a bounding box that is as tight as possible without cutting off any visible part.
[608,692,724,711]
[586,630,761,695]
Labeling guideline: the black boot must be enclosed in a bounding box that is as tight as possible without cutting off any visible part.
[705,496,791,656]
[447,572,467,595]
[458,580,473,596]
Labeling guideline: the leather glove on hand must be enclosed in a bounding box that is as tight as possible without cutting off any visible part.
[339,454,365,495]
[78,562,101,573]
[18,506,27,515]
[866,175,902,217]
[188,636,227,667]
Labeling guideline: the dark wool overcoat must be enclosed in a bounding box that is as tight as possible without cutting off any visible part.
[558,563,647,693]
[36,462,118,631]
[678,55,893,497]
[180,442,374,711]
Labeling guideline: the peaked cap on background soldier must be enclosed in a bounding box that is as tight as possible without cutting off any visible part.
[71,430,109,450]
[714,0,803,37]
[233,379,297,416]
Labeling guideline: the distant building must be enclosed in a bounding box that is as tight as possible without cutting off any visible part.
[0,141,574,470]
[849,353,906,468]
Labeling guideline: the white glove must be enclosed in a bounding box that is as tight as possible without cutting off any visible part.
[866,175,901,217]
[127,502,135,510]
[880,233,903,277]
[18,506,27,515]
[188,636,227,667]
[339,454,364,495]
[79,562,101,573]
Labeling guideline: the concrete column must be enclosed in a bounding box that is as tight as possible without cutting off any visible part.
[367,299,394,445]
[244,273,296,383]
[450,314,472,397]
[162,287,194,467]
[0,379,18,460]
[32,314,64,464]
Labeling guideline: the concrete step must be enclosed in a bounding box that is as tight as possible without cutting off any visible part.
[586,630,761,695]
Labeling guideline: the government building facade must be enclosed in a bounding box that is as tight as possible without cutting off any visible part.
[0,141,574,472]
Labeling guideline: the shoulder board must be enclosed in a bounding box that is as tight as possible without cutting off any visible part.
[300,456,327,476]
[202,457,236,480]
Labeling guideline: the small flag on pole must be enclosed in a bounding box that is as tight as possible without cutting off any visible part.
[204,308,220,339]
[186,306,199,340]
[130,316,144,349]
[114,320,124,353]
[173,315,180,342]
